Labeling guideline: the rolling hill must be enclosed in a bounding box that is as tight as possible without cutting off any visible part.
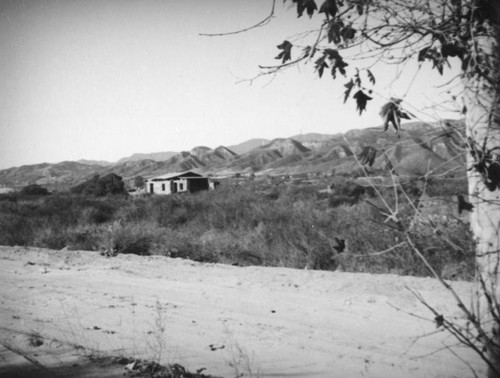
[228,138,270,154]
[117,151,177,163]
[0,120,466,190]
[226,138,312,173]
[0,161,106,190]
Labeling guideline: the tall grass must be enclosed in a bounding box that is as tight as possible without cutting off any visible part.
[0,178,474,279]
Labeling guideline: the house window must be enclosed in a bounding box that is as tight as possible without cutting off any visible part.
[162,184,166,191]
[179,183,184,191]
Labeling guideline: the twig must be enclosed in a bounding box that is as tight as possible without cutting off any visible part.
[345,136,394,216]
[400,329,446,358]
[407,287,498,374]
[387,301,433,322]
[2,342,55,375]
[349,242,406,257]
[199,0,276,37]
[445,344,480,378]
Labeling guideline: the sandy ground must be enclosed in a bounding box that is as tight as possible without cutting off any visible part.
[0,246,487,378]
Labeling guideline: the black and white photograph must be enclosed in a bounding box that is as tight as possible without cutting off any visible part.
[0,1,499,377]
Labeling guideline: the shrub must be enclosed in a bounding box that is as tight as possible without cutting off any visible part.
[20,184,49,196]
[0,212,35,246]
[66,226,103,251]
[35,227,69,250]
[71,173,127,196]
[115,197,151,222]
[35,195,80,225]
[81,200,119,224]
[99,222,154,256]
[0,179,475,280]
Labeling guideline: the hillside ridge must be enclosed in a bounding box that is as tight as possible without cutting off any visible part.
[0,120,465,190]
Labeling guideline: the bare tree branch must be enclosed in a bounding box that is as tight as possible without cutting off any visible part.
[199,0,276,37]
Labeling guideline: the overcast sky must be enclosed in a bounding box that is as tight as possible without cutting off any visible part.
[0,0,461,169]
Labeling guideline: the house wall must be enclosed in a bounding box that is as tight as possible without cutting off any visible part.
[147,180,171,195]
[172,178,189,193]
[146,178,190,195]
[146,177,211,195]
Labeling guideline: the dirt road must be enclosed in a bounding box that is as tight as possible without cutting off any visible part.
[0,246,485,377]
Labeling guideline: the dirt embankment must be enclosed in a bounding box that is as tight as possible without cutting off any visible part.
[0,246,486,377]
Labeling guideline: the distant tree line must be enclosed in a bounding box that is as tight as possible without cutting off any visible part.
[15,173,129,198]
[20,184,50,196]
[70,173,127,196]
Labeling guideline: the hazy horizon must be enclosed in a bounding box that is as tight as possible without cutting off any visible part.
[2,118,454,169]
[0,0,462,170]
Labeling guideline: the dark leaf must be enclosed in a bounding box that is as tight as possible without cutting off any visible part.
[294,0,306,18]
[343,79,354,103]
[302,46,312,58]
[340,25,357,42]
[295,0,318,17]
[461,56,470,72]
[324,48,338,60]
[400,111,411,120]
[366,69,376,84]
[275,40,293,64]
[333,237,346,253]
[305,0,318,17]
[418,47,430,62]
[324,49,348,78]
[384,154,395,174]
[346,0,370,15]
[472,0,499,26]
[441,42,464,59]
[380,102,399,132]
[354,69,361,87]
[433,59,444,75]
[327,20,343,44]
[315,56,329,78]
[434,314,444,328]
[379,98,407,137]
[353,90,372,115]
[457,194,474,214]
[358,146,377,166]
[336,61,348,77]
[486,162,500,191]
[426,47,441,61]
[319,0,338,18]
[419,47,446,75]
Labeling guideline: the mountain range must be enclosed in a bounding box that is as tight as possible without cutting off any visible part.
[0,120,466,190]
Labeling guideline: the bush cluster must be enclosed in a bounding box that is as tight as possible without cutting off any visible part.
[0,177,474,279]
[71,173,127,196]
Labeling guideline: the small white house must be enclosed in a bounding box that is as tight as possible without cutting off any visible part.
[145,171,213,195]
[0,186,15,194]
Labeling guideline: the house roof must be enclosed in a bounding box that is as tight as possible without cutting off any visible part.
[147,171,205,181]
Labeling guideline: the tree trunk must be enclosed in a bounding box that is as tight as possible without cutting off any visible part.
[463,5,500,375]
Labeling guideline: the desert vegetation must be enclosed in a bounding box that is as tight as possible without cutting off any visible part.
[0,174,474,280]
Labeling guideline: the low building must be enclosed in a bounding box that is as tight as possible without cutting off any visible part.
[0,186,15,194]
[145,171,213,195]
